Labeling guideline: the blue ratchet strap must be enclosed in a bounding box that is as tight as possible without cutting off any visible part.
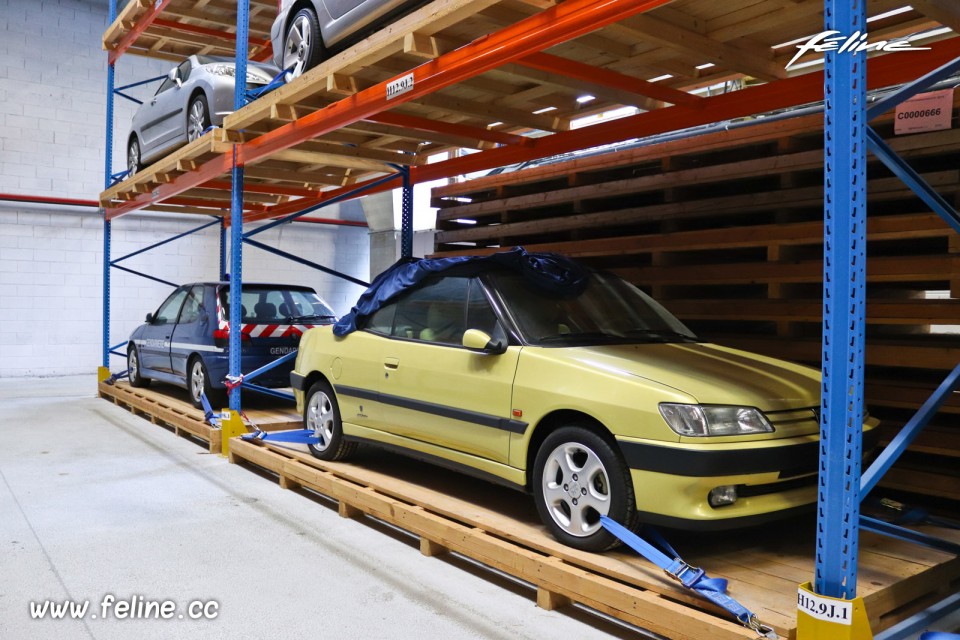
[110,169,131,185]
[103,370,129,386]
[600,516,778,639]
[241,428,320,445]
[877,498,960,530]
[245,67,291,103]
[920,634,960,640]
[199,391,220,428]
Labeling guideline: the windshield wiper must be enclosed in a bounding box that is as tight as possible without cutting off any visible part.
[286,314,336,323]
[538,331,625,343]
[625,329,700,342]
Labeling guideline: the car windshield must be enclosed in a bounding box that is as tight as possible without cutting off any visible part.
[220,286,335,324]
[488,271,698,346]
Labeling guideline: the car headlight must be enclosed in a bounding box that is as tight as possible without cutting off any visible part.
[206,65,269,84]
[658,404,774,437]
[206,64,235,77]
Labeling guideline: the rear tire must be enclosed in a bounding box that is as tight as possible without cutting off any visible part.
[304,380,355,461]
[533,425,636,552]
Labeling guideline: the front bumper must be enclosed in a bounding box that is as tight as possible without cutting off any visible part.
[618,424,879,529]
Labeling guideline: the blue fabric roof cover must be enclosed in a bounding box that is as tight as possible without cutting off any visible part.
[333,247,587,336]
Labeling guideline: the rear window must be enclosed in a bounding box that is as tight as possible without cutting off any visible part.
[220,286,335,323]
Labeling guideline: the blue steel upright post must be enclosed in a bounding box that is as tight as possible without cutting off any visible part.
[102,0,118,371]
[817,0,867,600]
[401,167,413,258]
[219,216,227,280]
[228,0,250,411]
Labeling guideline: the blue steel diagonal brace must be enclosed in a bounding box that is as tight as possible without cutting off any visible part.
[866,127,960,233]
[243,238,370,287]
[243,172,399,240]
[861,363,960,497]
[110,218,222,264]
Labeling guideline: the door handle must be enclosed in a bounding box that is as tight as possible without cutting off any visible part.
[384,358,399,370]
[150,99,156,105]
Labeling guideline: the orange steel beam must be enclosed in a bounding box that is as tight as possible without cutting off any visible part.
[152,19,273,55]
[202,180,323,198]
[105,154,233,220]
[237,0,676,167]
[516,52,704,108]
[367,113,531,147]
[410,39,960,183]
[242,39,960,224]
[108,0,174,65]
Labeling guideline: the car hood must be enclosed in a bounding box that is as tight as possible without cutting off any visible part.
[545,342,821,412]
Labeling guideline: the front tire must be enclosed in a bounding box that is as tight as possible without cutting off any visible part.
[187,94,211,142]
[127,344,150,388]
[533,425,636,552]
[304,381,355,461]
[283,8,324,81]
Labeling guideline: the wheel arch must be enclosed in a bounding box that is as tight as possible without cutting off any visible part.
[524,409,620,491]
[284,0,323,44]
[301,369,333,397]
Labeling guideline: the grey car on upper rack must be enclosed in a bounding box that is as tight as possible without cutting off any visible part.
[271,0,421,80]
[127,55,280,176]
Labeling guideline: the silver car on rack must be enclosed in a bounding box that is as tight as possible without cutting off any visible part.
[127,55,280,175]
[271,0,420,80]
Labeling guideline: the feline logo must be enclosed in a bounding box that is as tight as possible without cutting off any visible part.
[786,30,929,70]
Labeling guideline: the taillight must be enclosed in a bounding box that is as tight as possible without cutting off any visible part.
[213,327,250,347]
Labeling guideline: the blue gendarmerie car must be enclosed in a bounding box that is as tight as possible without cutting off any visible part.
[127,282,336,408]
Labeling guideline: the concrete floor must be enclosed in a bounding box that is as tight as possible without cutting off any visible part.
[2,375,957,640]
[0,375,645,640]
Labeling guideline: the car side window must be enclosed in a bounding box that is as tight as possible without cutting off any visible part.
[154,288,188,325]
[156,74,176,95]
[366,304,396,335]
[178,59,192,83]
[177,285,204,324]
[392,277,469,346]
[466,279,498,335]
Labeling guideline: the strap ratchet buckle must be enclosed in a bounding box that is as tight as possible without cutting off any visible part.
[747,614,778,639]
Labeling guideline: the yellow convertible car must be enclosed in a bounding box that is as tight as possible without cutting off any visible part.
[291,249,878,551]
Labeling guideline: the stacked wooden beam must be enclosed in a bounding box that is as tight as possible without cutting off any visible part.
[431,103,960,503]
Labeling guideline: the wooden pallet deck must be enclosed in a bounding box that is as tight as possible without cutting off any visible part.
[95,379,960,637]
[227,437,960,640]
[99,0,957,219]
[97,380,301,453]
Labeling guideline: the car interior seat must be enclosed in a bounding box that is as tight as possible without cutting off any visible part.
[419,303,463,343]
[254,301,277,321]
[278,303,290,317]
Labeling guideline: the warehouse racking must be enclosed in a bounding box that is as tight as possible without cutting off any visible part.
[98,1,960,637]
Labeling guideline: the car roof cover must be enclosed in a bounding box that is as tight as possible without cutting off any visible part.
[333,247,588,336]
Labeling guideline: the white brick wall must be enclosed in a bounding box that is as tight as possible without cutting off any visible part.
[0,0,371,377]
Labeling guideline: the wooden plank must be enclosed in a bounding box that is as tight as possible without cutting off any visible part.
[225,438,960,639]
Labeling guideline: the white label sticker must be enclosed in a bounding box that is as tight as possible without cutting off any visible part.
[797,589,852,625]
[386,73,414,100]
[152,188,160,199]
[220,411,231,422]
[894,88,954,135]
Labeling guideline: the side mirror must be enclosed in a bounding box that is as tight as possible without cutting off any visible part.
[167,68,181,87]
[462,329,506,355]
[145,312,154,323]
